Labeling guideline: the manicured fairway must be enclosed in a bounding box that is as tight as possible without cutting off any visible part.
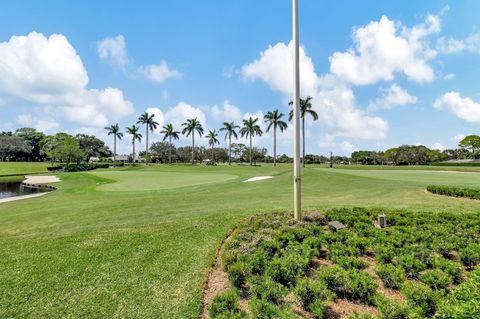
[1,164,480,318]
[92,170,238,191]
[0,162,50,176]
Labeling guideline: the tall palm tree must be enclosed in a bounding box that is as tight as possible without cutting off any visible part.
[219,121,239,165]
[240,117,263,166]
[160,123,180,164]
[126,125,142,164]
[289,96,318,168]
[264,110,288,167]
[137,112,159,165]
[206,130,220,162]
[104,124,123,165]
[181,118,204,164]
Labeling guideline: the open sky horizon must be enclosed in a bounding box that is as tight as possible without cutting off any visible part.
[1,0,480,156]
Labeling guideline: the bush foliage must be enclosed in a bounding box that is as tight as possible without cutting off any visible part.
[427,184,480,200]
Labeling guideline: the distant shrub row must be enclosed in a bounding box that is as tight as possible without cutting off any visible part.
[430,162,480,167]
[427,185,480,200]
[47,162,114,172]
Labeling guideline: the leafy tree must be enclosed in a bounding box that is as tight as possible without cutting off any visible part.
[206,130,220,162]
[0,135,31,161]
[220,122,240,165]
[459,135,480,159]
[104,124,123,163]
[182,118,204,164]
[15,127,45,161]
[264,110,288,166]
[240,117,263,166]
[150,141,176,163]
[289,96,318,167]
[55,136,85,164]
[126,125,142,163]
[231,143,247,162]
[160,123,180,164]
[75,134,111,161]
[137,112,159,165]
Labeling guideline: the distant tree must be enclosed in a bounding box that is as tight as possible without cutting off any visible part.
[161,123,180,164]
[206,130,220,162]
[240,117,263,166]
[126,125,142,163]
[459,135,480,159]
[40,133,72,164]
[289,96,318,167]
[212,148,229,163]
[304,154,329,164]
[15,128,46,161]
[149,141,175,163]
[277,154,293,163]
[351,151,384,165]
[231,143,247,162]
[0,135,31,161]
[264,109,288,166]
[55,136,85,163]
[220,121,240,166]
[251,147,268,165]
[137,112,159,165]
[75,134,111,161]
[104,124,123,163]
[182,118,204,164]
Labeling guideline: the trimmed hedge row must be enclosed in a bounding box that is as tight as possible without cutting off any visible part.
[427,184,480,200]
[430,162,480,167]
[47,162,111,172]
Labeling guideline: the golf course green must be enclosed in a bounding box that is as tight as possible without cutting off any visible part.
[1,163,480,318]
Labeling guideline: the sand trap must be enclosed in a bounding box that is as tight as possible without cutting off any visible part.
[243,176,273,182]
[23,175,60,184]
[0,192,49,204]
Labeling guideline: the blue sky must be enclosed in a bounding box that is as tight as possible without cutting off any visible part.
[1,0,480,155]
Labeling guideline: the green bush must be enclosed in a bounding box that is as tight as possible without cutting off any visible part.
[397,254,426,278]
[294,277,335,309]
[247,275,287,304]
[459,243,480,268]
[401,281,438,316]
[228,260,251,289]
[347,270,378,304]
[375,263,404,289]
[317,265,349,297]
[418,269,453,290]
[265,247,311,287]
[248,297,295,319]
[308,299,328,319]
[375,245,395,264]
[427,184,480,200]
[209,289,246,318]
[332,256,368,270]
[431,256,463,284]
[374,294,409,319]
[47,165,63,171]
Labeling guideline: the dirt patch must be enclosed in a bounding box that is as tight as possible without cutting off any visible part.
[201,229,235,319]
[361,256,406,302]
[326,299,378,318]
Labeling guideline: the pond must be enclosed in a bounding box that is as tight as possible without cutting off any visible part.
[0,181,48,199]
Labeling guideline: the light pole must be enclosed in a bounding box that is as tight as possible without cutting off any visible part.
[292,0,301,220]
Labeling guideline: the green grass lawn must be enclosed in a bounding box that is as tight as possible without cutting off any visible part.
[1,164,480,318]
[0,162,50,176]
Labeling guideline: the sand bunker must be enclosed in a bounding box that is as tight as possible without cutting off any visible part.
[243,176,273,182]
[23,175,60,184]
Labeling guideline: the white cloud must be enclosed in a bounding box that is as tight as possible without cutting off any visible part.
[431,142,445,151]
[211,100,242,123]
[242,41,318,96]
[0,32,134,129]
[137,60,182,83]
[453,133,468,143]
[437,32,480,54]
[145,107,165,132]
[163,102,207,130]
[97,35,130,68]
[434,91,480,123]
[443,73,455,80]
[368,84,417,111]
[329,15,439,85]
[340,141,356,154]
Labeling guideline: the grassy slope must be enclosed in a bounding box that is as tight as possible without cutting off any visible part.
[1,164,480,318]
[0,162,50,176]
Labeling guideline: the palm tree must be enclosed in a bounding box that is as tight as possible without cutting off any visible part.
[137,112,159,165]
[104,124,123,165]
[219,121,240,165]
[160,123,180,164]
[240,117,263,166]
[126,125,142,164]
[206,130,220,162]
[264,110,288,167]
[181,118,204,164]
[289,96,318,168]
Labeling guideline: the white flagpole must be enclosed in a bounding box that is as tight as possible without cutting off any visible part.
[292,0,301,220]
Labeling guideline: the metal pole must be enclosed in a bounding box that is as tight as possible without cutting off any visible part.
[292,0,301,221]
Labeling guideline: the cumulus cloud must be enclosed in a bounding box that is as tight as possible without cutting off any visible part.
[137,60,182,83]
[211,100,242,123]
[368,84,417,111]
[453,133,468,143]
[431,142,445,151]
[437,32,480,54]
[340,141,356,154]
[97,35,130,68]
[163,102,207,129]
[329,15,439,85]
[434,91,480,123]
[0,32,134,129]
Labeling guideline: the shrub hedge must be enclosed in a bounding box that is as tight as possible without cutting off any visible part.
[427,184,480,199]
